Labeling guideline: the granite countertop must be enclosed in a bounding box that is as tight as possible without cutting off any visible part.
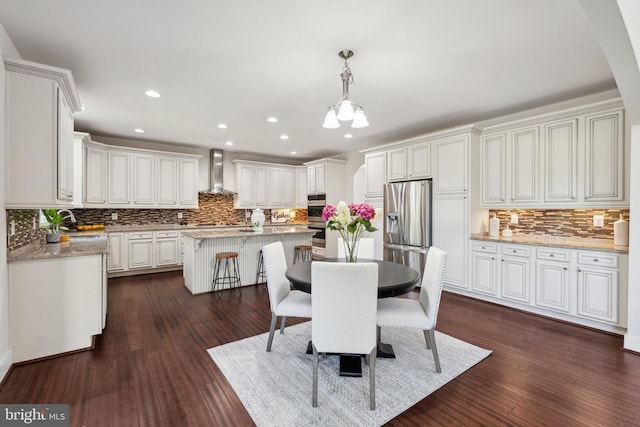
[104,222,308,232]
[182,226,315,239]
[8,235,109,262]
[470,233,629,254]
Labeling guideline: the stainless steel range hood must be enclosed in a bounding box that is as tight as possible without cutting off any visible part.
[200,149,235,194]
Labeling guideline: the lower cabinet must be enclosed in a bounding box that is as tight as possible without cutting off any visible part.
[108,230,182,274]
[468,240,627,333]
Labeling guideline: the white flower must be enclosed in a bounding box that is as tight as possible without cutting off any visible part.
[335,201,351,227]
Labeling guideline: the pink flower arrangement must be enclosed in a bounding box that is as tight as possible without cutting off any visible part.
[321,201,379,261]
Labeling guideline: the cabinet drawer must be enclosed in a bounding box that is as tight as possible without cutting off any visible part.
[472,242,497,253]
[155,230,178,238]
[536,247,571,262]
[577,251,618,268]
[502,245,530,258]
[128,232,153,240]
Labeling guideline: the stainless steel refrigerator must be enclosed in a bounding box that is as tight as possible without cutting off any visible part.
[383,180,432,282]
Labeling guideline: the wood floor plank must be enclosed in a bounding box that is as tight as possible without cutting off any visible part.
[1,270,640,426]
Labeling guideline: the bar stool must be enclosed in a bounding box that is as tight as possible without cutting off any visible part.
[212,252,241,297]
[293,245,313,264]
[255,249,267,291]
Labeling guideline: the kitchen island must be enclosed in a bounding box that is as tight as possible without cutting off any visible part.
[182,226,316,294]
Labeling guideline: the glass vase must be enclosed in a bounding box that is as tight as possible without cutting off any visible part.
[342,234,360,263]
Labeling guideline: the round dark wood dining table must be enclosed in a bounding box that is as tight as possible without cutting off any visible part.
[284,259,420,376]
[285,259,420,298]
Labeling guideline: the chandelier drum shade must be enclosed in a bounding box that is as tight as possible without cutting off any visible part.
[322,50,369,129]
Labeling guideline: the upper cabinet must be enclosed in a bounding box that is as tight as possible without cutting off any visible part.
[233,160,307,209]
[386,141,432,183]
[434,135,468,194]
[307,162,327,194]
[480,102,626,208]
[83,140,200,209]
[364,152,386,199]
[304,159,347,202]
[4,58,82,208]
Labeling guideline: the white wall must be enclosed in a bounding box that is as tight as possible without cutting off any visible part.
[0,23,20,382]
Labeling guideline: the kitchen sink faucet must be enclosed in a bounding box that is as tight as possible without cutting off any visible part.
[57,209,77,223]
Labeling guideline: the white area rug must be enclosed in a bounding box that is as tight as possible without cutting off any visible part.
[208,322,491,426]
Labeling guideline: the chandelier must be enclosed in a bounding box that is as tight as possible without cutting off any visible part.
[322,50,369,129]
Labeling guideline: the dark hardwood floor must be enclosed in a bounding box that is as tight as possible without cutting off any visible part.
[1,271,640,426]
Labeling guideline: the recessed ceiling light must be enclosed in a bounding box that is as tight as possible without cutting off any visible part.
[290,151,297,155]
[344,133,353,138]
[280,134,289,140]
[267,117,278,123]
[225,141,234,146]
[145,90,161,98]
[217,123,228,129]
[134,128,145,133]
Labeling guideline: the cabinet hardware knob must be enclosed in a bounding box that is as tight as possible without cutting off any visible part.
[512,250,516,253]
[585,196,590,199]
[501,199,504,202]
[550,254,554,257]
[481,246,485,249]
[492,257,495,260]
[578,269,581,272]
[594,258,598,262]
[564,267,568,270]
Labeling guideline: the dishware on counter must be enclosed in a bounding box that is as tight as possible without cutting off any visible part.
[251,208,265,232]
[502,225,513,239]
[489,213,500,237]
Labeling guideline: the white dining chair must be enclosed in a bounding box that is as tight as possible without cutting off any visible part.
[376,247,447,372]
[337,237,376,260]
[262,241,312,352]
[311,261,379,409]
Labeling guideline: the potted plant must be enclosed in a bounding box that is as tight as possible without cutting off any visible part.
[41,208,69,243]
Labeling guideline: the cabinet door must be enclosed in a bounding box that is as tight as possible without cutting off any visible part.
[156,238,179,266]
[433,194,468,289]
[535,260,571,313]
[387,148,407,181]
[282,168,297,207]
[501,256,530,303]
[133,154,155,205]
[255,166,270,207]
[107,152,130,204]
[408,143,431,178]
[480,133,506,204]
[128,239,154,269]
[107,233,125,272]
[471,252,497,295]
[584,110,624,202]
[269,168,284,207]
[236,164,256,207]
[307,165,317,194]
[365,153,386,198]
[544,119,577,202]
[178,158,199,206]
[85,146,107,204]
[57,88,74,201]
[295,168,307,207]
[315,163,327,193]
[156,157,178,205]
[511,127,539,203]
[577,266,618,323]
[434,136,468,194]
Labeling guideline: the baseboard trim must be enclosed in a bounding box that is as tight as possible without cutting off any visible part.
[623,333,640,353]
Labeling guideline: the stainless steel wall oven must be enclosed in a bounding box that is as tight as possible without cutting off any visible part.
[307,193,326,259]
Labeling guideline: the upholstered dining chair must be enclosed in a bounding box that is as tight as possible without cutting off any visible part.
[337,237,376,260]
[262,241,312,352]
[311,262,379,409]
[376,246,447,373]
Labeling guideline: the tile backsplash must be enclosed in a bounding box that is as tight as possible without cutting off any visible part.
[488,208,630,240]
[6,193,308,251]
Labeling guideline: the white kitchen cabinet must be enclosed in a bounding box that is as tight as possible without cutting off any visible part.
[107,232,126,272]
[107,151,130,204]
[255,166,270,207]
[84,143,107,204]
[133,153,155,205]
[282,168,296,207]
[510,127,539,203]
[295,167,307,207]
[584,109,624,202]
[433,193,469,289]
[128,232,154,270]
[387,148,407,182]
[4,58,82,208]
[155,231,179,266]
[178,158,199,207]
[434,136,468,194]
[235,163,256,208]
[307,163,327,194]
[471,249,498,295]
[9,255,104,363]
[535,248,572,314]
[269,168,284,207]
[480,133,507,204]
[543,118,578,203]
[304,159,347,202]
[365,152,386,198]
[576,250,622,324]
[156,156,178,205]
[408,142,432,178]
[500,245,531,304]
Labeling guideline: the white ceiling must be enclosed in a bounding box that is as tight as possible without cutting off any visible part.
[0,0,616,160]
